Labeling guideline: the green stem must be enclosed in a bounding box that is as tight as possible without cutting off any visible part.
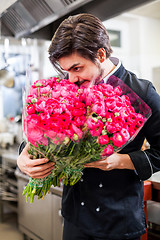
[69,143,76,156]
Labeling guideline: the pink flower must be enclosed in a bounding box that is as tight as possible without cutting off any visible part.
[24,114,40,130]
[74,116,86,126]
[84,88,104,106]
[92,101,106,117]
[102,145,114,157]
[105,121,123,134]
[120,128,130,142]
[98,135,109,145]
[100,83,114,97]
[111,130,129,148]
[39,85,51,95]
[26,95,37,104]
[45,130,57,140]
[86,118,101,129]
[26,104,35,114]
[71,123,83,139]
[135,113,144,127]
[57,133,66,142]
[89,120,104,137]
[113,86,122,96]
[30,86,38,96]
[38,136,48,146]
[34,98,47,113]
[27,127,44,146]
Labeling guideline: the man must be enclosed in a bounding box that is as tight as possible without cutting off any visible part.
[17,13,160,240]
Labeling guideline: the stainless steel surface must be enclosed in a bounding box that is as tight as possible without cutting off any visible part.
[17,176,63,240]
[1,147,64,239]
[147,200,160,226]
[0,0,93,38]
[52,194,63,240]
[0,0,156,39]
[18,178,53,240]
[1,151,18,203]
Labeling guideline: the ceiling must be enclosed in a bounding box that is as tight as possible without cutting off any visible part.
[0,0,158,40]
[129,0,160,19]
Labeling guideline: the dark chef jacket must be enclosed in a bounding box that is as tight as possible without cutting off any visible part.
[61,60,160,239]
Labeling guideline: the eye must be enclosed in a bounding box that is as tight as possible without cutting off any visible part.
[73,66,81,72]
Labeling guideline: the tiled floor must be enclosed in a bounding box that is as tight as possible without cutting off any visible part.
[0,211,23,240]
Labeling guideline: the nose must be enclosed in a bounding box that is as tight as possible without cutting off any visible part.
[68,73,78,83]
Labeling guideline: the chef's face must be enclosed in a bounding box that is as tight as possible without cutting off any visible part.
[58,52,104,87]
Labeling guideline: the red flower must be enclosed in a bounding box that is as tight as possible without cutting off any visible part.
[102,145,114,157]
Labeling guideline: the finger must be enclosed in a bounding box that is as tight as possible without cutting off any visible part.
[28,162,55,174]
[26,163,55,178]
[22,144,50,165]
[29,166,54,178]
[34,172,53,179]
[84,159,106,167]
[29,158,50,166]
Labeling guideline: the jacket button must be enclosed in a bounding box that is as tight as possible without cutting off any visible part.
[96,207,100,212]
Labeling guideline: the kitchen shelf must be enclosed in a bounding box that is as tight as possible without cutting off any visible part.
[0,148,19,222]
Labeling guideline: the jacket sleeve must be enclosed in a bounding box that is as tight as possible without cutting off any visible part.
[128,82,160,181]
[18,140,26,154]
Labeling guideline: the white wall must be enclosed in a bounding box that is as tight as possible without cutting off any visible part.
[103,14,160,82]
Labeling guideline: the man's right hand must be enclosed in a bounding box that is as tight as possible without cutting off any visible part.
[17,143,55,179]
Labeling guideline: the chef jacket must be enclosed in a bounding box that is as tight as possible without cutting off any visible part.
[61,58,160,239]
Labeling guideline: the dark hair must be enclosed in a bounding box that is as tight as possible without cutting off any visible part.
[48,13,113,73]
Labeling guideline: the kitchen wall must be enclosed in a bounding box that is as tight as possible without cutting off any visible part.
[103,13,160,92]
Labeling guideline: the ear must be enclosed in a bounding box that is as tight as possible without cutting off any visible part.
[97,48,106,63]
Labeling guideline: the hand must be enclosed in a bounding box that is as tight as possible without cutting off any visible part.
[84,153,135,171]
[17,143,55,179]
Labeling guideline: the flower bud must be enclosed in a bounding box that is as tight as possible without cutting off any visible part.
[102,118,107,123]
[73,134,79,141]
[31,98,37,103]
[114,112,120,117]
[107,118,112,122]
[92,117,98,122]
[102,130,108,135]
[64,137,70,145]
[35,82,42,87]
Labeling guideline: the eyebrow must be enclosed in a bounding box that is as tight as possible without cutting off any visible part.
[61,63,80,71]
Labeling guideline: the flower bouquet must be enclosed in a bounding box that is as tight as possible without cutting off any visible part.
[22,75,152,203]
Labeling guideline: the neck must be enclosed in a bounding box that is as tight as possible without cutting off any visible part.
[102,58,116,79]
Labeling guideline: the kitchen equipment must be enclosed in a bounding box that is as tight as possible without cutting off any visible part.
[0,69,14,88]
[0,132,14,148]
[0,118,8,132]
[16,169,63,240]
